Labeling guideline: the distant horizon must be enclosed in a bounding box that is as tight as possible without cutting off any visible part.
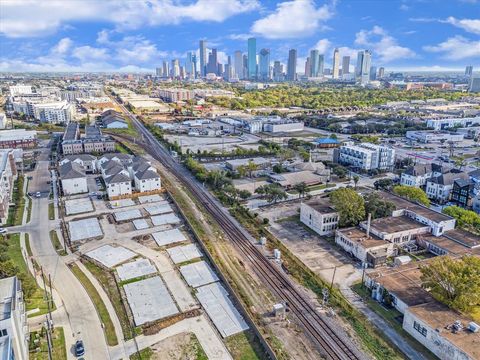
[1,0,479,73]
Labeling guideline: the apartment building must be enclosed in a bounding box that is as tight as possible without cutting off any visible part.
[0,150,17,225]
[61,123,114,155]
[0,277,29,360]
[336,142,395,171]
[300,199,339,236]
[157,88,193,102]
[0,129,37,149]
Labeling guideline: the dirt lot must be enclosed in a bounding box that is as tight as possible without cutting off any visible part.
[149,332,207,359]
[259,200,361,289]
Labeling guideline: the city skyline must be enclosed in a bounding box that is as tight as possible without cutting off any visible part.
[0,0,479,73]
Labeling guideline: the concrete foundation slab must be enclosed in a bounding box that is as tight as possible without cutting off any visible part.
[116,259,157,281]
[144,203,173,216]
[138,194,163,204]
[196,282,249,338]
[86,245,136,268]
[166,244,202,264]
[69,218,103,242]
[151,213,181,226]
[133,219,150,230]
[152,228,187,247]
[180,261,219,288]
[114,209,143,222]
[110,199,135,208]
[123,276,179,326]
[65,198,94,215]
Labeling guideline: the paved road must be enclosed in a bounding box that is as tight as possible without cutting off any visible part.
[16,149,110,359]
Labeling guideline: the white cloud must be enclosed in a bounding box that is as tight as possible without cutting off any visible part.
[0,0,259,38]
[51,37,73,55]
[444,17,480,34]
[423,35,480,60]
[251,0,333,39]
[311,39,331,54]
[72,46,108,61]
[354,26,416,63]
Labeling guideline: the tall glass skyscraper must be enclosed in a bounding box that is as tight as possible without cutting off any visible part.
[258,48,270,81]
[342,56,350,75]
[332,48,340,79]
[287,49,297,81]
[247,38,257,80]
[310,49,319,77]
[318,54,324,76]
[356,50,372,84]
[234,51,243,79]
[199,40,207,77]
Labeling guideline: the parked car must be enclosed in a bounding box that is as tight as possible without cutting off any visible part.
[0,228,7,234]
[35,192,41,198]
[74,340,85,357]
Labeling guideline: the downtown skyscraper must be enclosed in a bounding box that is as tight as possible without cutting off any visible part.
[258,48,270,81]
[332,48,340,79]
[247,38,257,80]
[234,50,243,80]
[309,49,320,77]
[199,40,207,77]
[356,50,372,84]
[342,56,350,75]
[287,49,297,81]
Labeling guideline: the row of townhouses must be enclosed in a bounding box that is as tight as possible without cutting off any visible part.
[59,153,161,199]
[61,122,115,155]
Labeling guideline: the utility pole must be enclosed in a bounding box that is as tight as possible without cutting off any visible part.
[329,266,337,291]
[45,314,53,360]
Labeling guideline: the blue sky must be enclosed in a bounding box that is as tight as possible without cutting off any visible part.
[0,0,479,73]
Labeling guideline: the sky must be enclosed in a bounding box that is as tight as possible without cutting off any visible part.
[0,0,479,73]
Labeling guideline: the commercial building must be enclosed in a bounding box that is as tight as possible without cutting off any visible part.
[332,48,340,79]
[356,50,372,84]
[0,150,17,224]
[337,142,395,171]
[300,199,339,236]
[342,56,350,75]
[9,85,33,96]
[263,120,304,133]
[469,76,480,92]
[0,276,29,360]
[258,48,270,81]
[406,130,464,143]
[247,38,257,80]
[286,49,297,81]
[426,116,480,130]
[0,129,37,149]
[158,88,192,103]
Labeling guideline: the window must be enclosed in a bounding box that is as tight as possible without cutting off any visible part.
[0,329,7,337]
[413,321,427,337]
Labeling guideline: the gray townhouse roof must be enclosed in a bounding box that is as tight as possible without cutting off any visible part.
[105,172,131,184]
[59,162,85,179]
[105,164,126,176]
[63,154,96,162]
[100,153,133,164]
[469,169,480,180]
[428,171,469,186]
[103,116,127,126]
[404,163,443,177]
[135,169,160,180]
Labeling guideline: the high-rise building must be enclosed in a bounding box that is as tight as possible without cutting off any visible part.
[247,38,257,80]
[332,48,340,79]
[378,67,385,79]
[469,76,480,92]
[259,48,270,81]
[207,49,218,74]
[318,55,325,76]
[273,61,284,82]
[369,66,377,81]
[185,52,194,78]
[243,54,248,79]
[465,65,473,77]
[342,56,350,75]
[155,67,162,77]
[199,40,207,77]
[162,61,169,78]
[234,51,243,79]
[171,59,180,77]
[218,63,224,76]
[192,54,198,78]
[309,50,319,77]
[287,49,297,81]
[356,50,372,84]
[305,57,311,77]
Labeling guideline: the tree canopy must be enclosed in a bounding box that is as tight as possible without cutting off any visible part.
[255,183,288,204]
[393,185,430,207]
[420,256,480,313]
[330,188,366,227]
[364,192,396,219]
[442,206,480,234]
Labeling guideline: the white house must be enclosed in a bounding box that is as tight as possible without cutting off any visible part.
[105,172,132,198]
[400,163,443,187]
[300,199,339,236]
[59,162,88,195]
[59,154,97,173]
[425,171,469,204]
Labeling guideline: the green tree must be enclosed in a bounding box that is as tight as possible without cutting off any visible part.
[330,188,366,227]
[293,182,308,198]
[0,260,19,278]
[353,175,360,189]
[420,256,480,313]
[238,190,252,200]
[364,193,396,219]
[442,206,480,233]
[244,160,259,178]
[393,185,430,207]
[255,184,287,204]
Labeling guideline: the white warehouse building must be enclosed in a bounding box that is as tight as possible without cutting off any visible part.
[337,142,395,171]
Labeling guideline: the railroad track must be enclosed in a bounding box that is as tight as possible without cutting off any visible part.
[114,99,363,360]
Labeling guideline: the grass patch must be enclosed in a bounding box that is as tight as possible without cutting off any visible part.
[118,275,148,286]
[129,347,153,360]
[25,233,33,257]
[26,196,32,223]
[5,233,54,317]
[49,230,67,256]
[6,175,25,226]
[307,183,336,192]
[29,327,67,360]
[48,202,55,220]
[115,142,133,154]
[81,259,137,340]
[351,283,438,360]
[69,263,118,346]
[225,331,265,360]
